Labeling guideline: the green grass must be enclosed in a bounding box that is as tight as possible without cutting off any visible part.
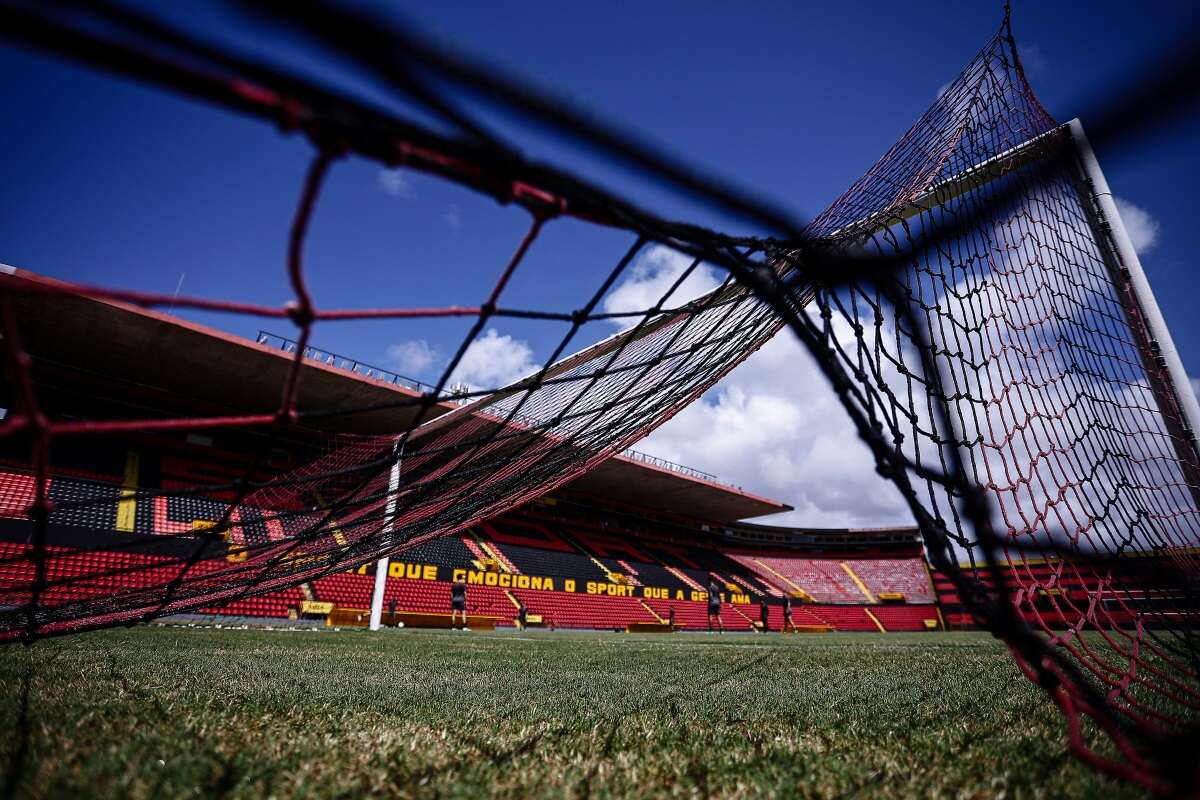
[0,627,1142,799]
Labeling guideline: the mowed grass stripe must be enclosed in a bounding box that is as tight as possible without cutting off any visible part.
[0,628,1142,799]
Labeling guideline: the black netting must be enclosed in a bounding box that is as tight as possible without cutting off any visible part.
[0,2,1196,791]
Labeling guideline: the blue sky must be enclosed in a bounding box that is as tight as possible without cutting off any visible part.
[1,1,1196,525]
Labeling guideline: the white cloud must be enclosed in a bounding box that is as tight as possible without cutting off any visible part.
[638,327,910,528]
[1114,196,1160,255]
[449,328,538,390]
[443,204,463,232]
[602,245,722,324]
[377,168,412,198]
[386,339,437,376]
[935,81,952,100]
[1191,377,1200,402]
[600,245,909,529]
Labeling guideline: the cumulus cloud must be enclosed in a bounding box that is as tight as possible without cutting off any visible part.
[443,203,463,232]
[597,244,910,528]
[1114,197,1160,255]
[386,339,437,376]
[637,327,910,528]
[449,328,538,390]
[602,245,722,324]
[377,168,412,198]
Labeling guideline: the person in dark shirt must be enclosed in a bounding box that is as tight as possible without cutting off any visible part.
[760,598,770,633]
[783,595,794,632]
[450,578,468,630]
[706,575,724,633]
[387,598,397,627]
[668,605,676,631]
[516,600,528,631]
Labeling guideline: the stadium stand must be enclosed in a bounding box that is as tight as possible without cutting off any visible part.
[731,554,861,603]
[844,559,934,603]
[0,299,945,634]
[868,604,940,632]
[0,462,946,631]
[511,588,656,631]
[478,519,609,583]
[928,555,1197,633]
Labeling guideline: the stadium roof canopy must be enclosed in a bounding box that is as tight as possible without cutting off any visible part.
[3,266,790,522]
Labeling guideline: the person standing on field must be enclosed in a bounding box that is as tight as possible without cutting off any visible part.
[450,577,468,630]
[516,599,528,631]
[707,575,724,633]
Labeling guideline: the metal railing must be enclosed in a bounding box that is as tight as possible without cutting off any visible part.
[619,448,719,484]
[256,331,438,394]
[257,332,726,487]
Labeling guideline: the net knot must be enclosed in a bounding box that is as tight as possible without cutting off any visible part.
[275,409,300,425]
[387,140,414,167]
[285,300,315,328]
[307,135,349,160]
[511,182,567,218]
[23,408,49,435]
[26,499,55,519]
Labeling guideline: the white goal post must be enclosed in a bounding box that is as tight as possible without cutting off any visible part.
[1067,119,1200,458]
[834,118,1200,504]
[369,443,403,631]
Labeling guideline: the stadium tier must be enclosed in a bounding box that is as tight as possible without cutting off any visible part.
[929,557,1195,633]
[0,279,944,634]
[9,440,1188,635]
[0,470,940,631]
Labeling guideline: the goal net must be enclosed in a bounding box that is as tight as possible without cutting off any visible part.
[775,27,1200,791]
[0,2,1196,791]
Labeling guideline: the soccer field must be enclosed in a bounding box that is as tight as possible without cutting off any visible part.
[0,628,1139,799]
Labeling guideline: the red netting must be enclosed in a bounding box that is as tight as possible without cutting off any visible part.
[0,2,1197,792]
[0,2,787,641]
